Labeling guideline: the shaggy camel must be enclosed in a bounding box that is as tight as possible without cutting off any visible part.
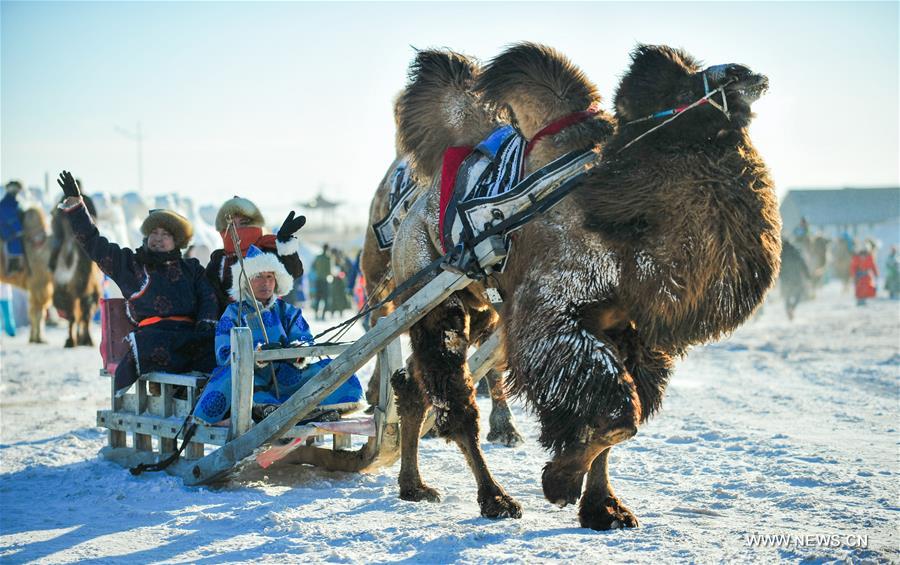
[361,96,523,447]
[390,43,780,529]
[0,207,53,343]
[779,239,811,320]
[50,196,101,347]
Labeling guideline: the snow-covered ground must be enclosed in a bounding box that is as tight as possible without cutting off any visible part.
[1,283,897,563]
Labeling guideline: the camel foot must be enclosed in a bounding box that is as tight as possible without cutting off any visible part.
[542,462,585,507]
[486,422,524,447]
[400,484,441,503]
[29,338,47,344]
[64,337,75,348]
[579,495,639,531]
[478,492,523,519]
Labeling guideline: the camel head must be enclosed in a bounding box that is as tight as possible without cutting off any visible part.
[614,44,769,137]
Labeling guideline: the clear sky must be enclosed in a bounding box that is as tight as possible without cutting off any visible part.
[2,1,898,218]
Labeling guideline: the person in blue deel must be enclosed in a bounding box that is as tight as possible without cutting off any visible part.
[0,180,26,274]
[193,244,363,424]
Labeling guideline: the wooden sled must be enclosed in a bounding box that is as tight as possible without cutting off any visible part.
[95,240,506,485]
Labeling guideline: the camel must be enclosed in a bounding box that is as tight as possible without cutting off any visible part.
[389,43,780,530]
[361,93,523,447]
[50,197,101,347]
[0,206,53,343]
[779,239,811,320]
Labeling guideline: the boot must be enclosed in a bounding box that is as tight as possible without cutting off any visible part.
[0,298,15,337]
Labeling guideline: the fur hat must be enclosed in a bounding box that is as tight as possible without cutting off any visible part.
[229,244,294,301]
[140,209,193,249]
[215,196,265,232]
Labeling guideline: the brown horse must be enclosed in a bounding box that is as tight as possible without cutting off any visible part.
[0,206,53,343]
[50,198,101,347]
[389,43,780,529]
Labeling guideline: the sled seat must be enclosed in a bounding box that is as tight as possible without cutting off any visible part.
[94,296,370,473]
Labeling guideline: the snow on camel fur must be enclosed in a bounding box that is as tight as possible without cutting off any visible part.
[390,42,780,531]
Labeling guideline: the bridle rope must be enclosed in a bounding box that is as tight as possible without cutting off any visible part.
[618,71,736,154]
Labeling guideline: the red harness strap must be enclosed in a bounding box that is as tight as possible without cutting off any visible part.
[138,315,194,327]
[525,102,602,157]
[438,145,474,251]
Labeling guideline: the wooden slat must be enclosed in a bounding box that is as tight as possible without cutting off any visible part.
[230,327,254,440]
[159,383,176,454]
[185,268,476,485]
[97,410,230,446]
[135,380,152,451]
[374,338,402,451]
[99,369,207,388]
[255,343,351,362]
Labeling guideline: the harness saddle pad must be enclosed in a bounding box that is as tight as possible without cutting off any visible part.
[373,159,420,250]
[441,125,526,254]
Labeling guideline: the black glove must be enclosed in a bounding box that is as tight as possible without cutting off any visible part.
[277,211,306,243]
[195,320,216,334]
[57,171,81,198]
[260,336,288,350]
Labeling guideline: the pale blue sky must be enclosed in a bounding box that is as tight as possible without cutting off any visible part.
[2,1,898,217]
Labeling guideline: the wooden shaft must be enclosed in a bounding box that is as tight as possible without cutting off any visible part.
[186,268,474,485]
[230,327,254,440]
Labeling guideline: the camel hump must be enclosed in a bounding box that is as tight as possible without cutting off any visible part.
[476,42,601,139]
[397,49,495,180]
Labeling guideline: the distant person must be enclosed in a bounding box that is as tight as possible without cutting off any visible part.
[57,170,219,395]
[311,244,332,320]
[884,246,900,300]
[792,216,809,241]
[0,180,26,274]
[850,242,878,306]
[192,244,363,425]
[206,196,305,316]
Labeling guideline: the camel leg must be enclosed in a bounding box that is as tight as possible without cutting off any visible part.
[485,369,523,447]
[542,423,637,510]
[77,297,94,346]
[392,363,440,502]
[63,292,81,348]
[28,293,47,344]
[579,447,639,530]
[409,296,521,519]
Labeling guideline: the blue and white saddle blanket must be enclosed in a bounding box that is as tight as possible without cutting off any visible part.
[373,158,421,250]
[441,125,526,255]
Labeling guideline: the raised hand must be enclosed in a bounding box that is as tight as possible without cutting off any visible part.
[57,171,81,199]
[277,211,307,242]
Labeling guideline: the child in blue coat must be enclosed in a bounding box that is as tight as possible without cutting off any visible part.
[193,245,363,424]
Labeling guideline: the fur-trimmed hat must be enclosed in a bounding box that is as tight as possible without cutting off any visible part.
[229,244,294,301]
[140,209,193,249]
[215,196,265,232]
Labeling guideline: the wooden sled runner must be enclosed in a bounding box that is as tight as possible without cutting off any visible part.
[95,240,507,485]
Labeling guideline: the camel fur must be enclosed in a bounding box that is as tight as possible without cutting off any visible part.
[51,198,101,347]
[390,42,780,530]
[361,87,524,448]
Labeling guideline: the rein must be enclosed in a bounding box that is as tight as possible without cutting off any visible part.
[618,72,736,154]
